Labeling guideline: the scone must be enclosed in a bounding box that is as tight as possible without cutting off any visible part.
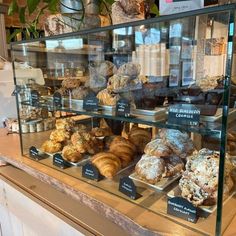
[128,127,152,154]
[50,129,70,143]
[91,152,121,178]
[41,140,62,153]
[55,118,75,131]
[135,154,165,184]
[144,139,172,157]
[62,144,82,162]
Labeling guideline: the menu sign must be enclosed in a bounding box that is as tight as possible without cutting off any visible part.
[168,104,200,126]
[119,177,141,200]
[116,98,130,117]
[82,163,103,181]
[53,92,62,107]
[83,94,99,111]
[31,90,39,106]
[167,197,198,223]
[53,153,70,169]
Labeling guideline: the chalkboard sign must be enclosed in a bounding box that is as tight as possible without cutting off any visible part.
[167,197,198,223]
[168,104,200,126]
[53,153,70,169]
[116,98,130,117]
[29,146,46,160]
[53,92,62,107]
[119,177,141,200]
[31,90,39,106]
[82,163,103,181]
[83,94,99,111]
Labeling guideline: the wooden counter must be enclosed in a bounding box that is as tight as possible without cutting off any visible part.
[0,128,235,236]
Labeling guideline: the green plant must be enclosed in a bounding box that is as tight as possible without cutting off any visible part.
[8,0,60,41]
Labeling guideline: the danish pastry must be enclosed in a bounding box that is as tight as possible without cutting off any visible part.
[41,140,62,153]
[62,144,82,162]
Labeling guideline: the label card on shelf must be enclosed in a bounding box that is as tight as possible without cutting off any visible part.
[116,98,130,117]
[29,146,46,160]
[31,90,39,106]
[167,197,198,223]
[83,94,99,111]
[53,153,70,169]
[82,163,103,181]
[168,104,200,126]
[53,92,62,107]
[119,177,141,200]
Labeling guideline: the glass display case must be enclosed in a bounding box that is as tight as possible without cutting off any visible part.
[11,4,236,235]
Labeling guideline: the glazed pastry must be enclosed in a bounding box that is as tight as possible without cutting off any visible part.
[144,139,172,157]
[41,140,62,153]
[179,148,233,206]
[160,129,195,158]
[162,155,184,177]
[96,88,120,106]
[62,78,81,89]
[71,86,90,99]
[135,154,165,184]
[91,127,112,137]
[117,62,141,77]
[62,144,82,162]
[55,118,75,132]
[50,129,70,143]
[91,152,121,178]
[128,127,152,153]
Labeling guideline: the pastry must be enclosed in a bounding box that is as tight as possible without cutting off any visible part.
[91,127,112,137]
[228,131,236,141]
[50,129,70,143]
[61,78,81,89]
[160,129,195,158]
[96,61,117,77]
[55,87,69,96]
[107,75,129,91]
[62,144,82,162]
[71,86,90,99]
[163,155,184,177]
[55,118,75,132]
[179,148,233,206]
[135,154,165,184]
[91,152,121,178]
[128,127,152,153]
[103,135,119,149]
[144,139,172,157]
[117,62,141,77]
[41,140,62,153]
[96,88,120,106]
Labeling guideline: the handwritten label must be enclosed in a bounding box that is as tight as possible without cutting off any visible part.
[82,163,103,181]
[53,92,62,107]
[119,177,141,200]
[83,94,99,111]
[53,153,70,169]
[31,90,39,106]
[116,98,130,117]
[168,104,200,126]
[167,197,198,223]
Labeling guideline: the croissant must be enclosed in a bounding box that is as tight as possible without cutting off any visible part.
[62,144,82,163]
[91,152,121,178]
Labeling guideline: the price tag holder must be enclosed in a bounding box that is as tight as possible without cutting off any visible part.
[82,163,103,181]
[53,92,62,107]
[167,197,198,223]
[83,94,99,111]
[168,104,200,126]
[116,98,131,117]
[119,177,141,200]
[29,146,47,160]
[53,153,70,169]
[31,90,39,106]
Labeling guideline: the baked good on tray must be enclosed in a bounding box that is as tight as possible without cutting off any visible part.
[62,144,82,162]
[135,154,165,184]
[144,139,172,157]
[91,152,121,178]
[71,86,90,100]
[163,156,184,178]
[91,127,112,137]
[96,88,120,106]
[41,140,62,153]
[61,78,81,89]
[179,148,234,206]
[128,127,152,154]
[50,129,71,143]
[55,118,75,132]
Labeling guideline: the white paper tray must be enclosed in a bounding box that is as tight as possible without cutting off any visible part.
[129,172,181,191]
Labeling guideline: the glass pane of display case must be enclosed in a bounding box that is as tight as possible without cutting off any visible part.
[11,4,236,235]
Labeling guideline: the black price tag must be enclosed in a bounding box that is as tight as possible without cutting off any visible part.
[116,98,130,117]
[53,92,62,107]
[168,104,200,126]
[82,163,103,181]
[29,146,46,160]
[53,153,70,169]
[83,94,99,111]
[167,197,198,223]
[204,0,218,6]
[31,90,39,106]
[119,177,141,200]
